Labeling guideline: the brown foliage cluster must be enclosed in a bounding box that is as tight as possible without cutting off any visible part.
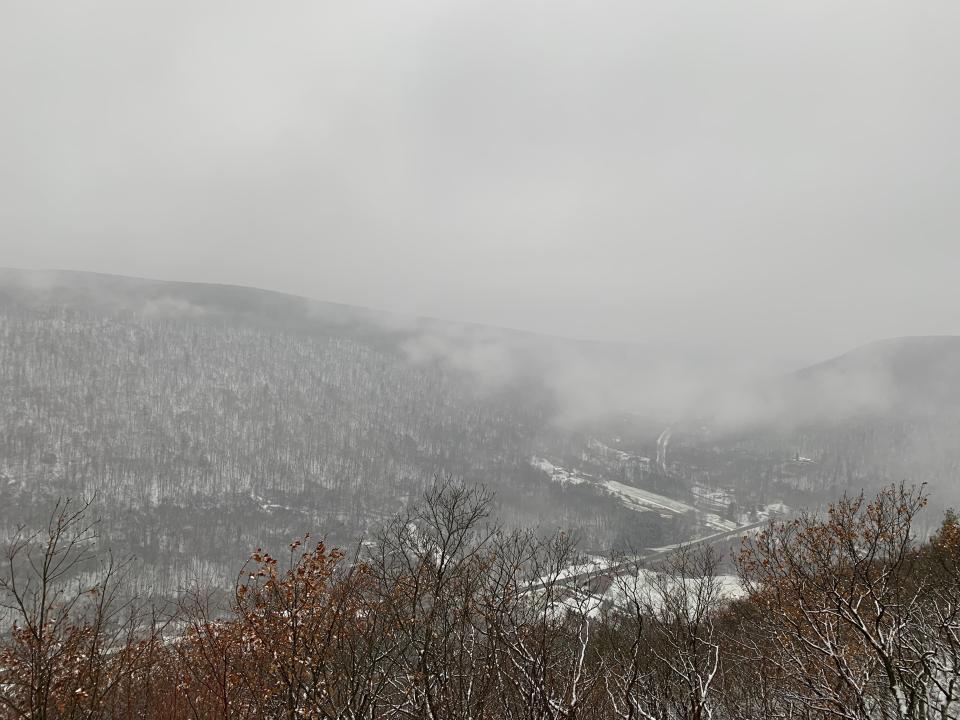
[3,483,960,720]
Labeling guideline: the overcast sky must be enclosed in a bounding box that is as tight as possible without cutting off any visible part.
[2,1,959,370]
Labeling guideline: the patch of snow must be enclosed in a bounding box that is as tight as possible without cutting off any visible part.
[531,456,589,485]
[601,480,694,515]
[702,513,738,532]
[756,502,791,521]
[606,569,745,612]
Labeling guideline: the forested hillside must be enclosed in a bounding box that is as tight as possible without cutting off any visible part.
[702,336,960,504]
[0,271,669,591]
[6,270,960,593]
[615,335,960,519]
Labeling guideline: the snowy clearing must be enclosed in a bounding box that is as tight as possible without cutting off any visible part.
[601,480,694,515]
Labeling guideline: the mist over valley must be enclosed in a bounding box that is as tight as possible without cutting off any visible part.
[3,269,957,594]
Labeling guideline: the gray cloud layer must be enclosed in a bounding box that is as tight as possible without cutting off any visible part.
[3,1,960,370]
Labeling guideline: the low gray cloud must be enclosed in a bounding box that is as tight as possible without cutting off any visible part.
[2,1,960,370]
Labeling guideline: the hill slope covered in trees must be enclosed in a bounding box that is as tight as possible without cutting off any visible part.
[5,269,960,590]
[0,270,669,590]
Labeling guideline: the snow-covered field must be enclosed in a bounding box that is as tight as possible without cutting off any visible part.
[606,568,744,609]
[533,456,697,517]
[601,479,695,516]
[531,456,787,535]
[539,566,745,620]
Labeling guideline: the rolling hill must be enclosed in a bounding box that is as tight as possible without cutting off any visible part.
[3,268,958,591]
[0,269,672,591]
[674,336,960,508]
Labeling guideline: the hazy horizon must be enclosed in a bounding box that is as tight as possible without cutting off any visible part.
[10,264,957,377]
[4,1,960,372]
